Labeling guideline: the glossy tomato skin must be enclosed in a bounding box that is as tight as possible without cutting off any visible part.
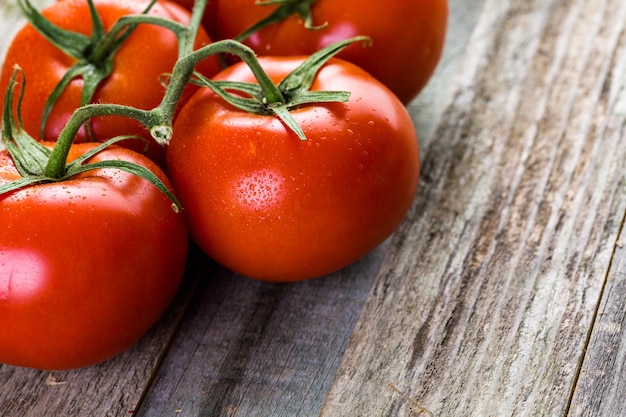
[0,0,221,166]
[206,0,448,104]
[166,57,420,282]
[0,144,188,370]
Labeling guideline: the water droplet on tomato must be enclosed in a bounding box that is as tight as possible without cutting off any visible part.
[233,169,285,211]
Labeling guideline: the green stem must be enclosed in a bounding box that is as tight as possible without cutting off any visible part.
[91,14,187,64]
[44,104,158,178]
[42,0,345,178]
[154,39,284,132]
[189,36,368,141]
[235,0,323,42]
[44,34,367,177]
[40,0,214,178]
[186,0,208,55]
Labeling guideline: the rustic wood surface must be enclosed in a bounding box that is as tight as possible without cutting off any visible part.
[2,0,626,416]
[322,0,626,416]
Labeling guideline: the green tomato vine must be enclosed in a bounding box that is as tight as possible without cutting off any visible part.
[233,0,326,43]
[1,0,369,207]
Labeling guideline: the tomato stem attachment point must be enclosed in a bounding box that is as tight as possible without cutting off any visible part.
[235,0,325,42]
[190,36,371,140]
[1,67,182,210]
[150,125,174,146]
[17,0,161,140]
[2,0,366,209]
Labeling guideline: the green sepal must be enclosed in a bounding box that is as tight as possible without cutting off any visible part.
[190,36,369,140]
[0,175,48,195]
[285,90,350,108]
[191,74,267,114]
[18,0,159,140]
[17,0,92,58]
[235,0,325,42]
[1,67,182,211]
[65,157,182,213]
[269,104,306,140]
[3,135,51,178]
[193,72,307,139]
[277,36,370,96]
[1,66,51,177]
[39,60,112,140]
[63,135,182,212]
[0,66,58,193]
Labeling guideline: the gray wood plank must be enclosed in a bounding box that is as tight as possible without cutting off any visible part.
[409,0,488,150]
[569,221,626,417]
[0,2,198,416]
[0,259,201,416]
[566,19,626,417]
[132,2,487,415]
[321,0,626,415]
[133,247,383,417]
[568,56,626,415]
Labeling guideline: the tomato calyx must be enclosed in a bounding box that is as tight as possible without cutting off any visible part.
[234,0,325,42]
[9,1,364,147]
[17,0,166,140]
[10,0,211,148]
[191,36,370,140]
[1,66,181,211]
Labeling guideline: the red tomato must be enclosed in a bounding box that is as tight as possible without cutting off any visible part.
[205,0,448,104]
[166,56,420,282]
[0,0,221,165]
[0,143,188,370]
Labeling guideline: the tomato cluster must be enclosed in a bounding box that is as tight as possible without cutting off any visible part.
[0,0,220,165]
[0,0,446,370]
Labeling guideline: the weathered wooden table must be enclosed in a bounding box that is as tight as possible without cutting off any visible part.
[2,0,626,415]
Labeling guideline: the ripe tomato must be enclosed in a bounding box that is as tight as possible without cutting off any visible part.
[0,143,188,370]
[166,56,420,282]
[0,0,221,165]
[205,0,448,104]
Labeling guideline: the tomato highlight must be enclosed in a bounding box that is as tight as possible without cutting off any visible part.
[0,0,436,369]
[0,67,188,370]
[166,48,420,282]
[0,142,189,370]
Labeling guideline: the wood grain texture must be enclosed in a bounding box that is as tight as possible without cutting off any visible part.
[409,0,488,150]
[0,260,201,417]
[132,1,488,415]
[569,226,626,417]
[566,14,626,416]
[5,0,626,416]
[321,0,626,416]
[133,247,382,417]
